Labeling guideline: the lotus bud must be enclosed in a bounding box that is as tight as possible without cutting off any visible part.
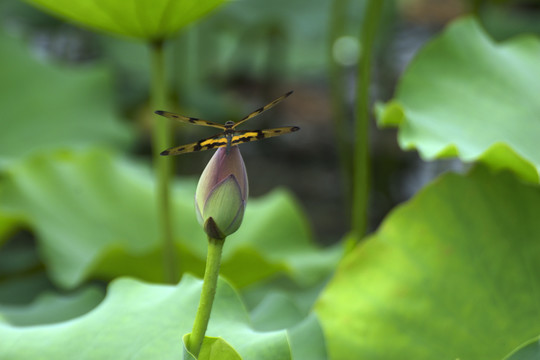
[195,146,248,239]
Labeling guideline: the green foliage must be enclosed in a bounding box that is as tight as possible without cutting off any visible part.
[0,286,104,326]
[0,213,17,247]
[0,242,54,305]
[2,1,540,358]
[23,0,228,40]
[0,1,333,359]
[0,31,133,169]
[377,17,540,182]
[0,275,292,359]
[316,166,540,359]
[286,314,327,360]
[321,16,540,358]
[0,149,339,289]
[250,293,327,359]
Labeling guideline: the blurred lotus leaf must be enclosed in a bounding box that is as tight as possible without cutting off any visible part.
[0,275,292,359]
[0,31,133,170]
[503,335,540,360]
[0,286,104,326]
[377,17,540,182]
[0,241,54,304]
[250,293,327,360]
[0,149,340,289]
[24,0,228,40]
[316,166,540,359]
[0,212,18,247]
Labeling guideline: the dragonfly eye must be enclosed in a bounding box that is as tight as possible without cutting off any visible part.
[225,121,235,127]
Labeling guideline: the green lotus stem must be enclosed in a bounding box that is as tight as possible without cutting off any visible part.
[188,236,225,358]
[352,0,384,240]
[328,0,353,211]
[149,40,177,283]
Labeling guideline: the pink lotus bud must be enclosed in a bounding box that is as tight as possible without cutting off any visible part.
[195,146,248,239]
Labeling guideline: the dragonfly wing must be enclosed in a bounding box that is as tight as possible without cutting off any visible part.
[160,134,229,156]
[154,110,226,130]
[230,126,300,145]
[232,91,293,128]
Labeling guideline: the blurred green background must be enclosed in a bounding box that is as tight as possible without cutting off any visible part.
[1,0,540,358]
[2,0,540,244]
[0,0,539,287]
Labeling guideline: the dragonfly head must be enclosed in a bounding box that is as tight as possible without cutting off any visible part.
[224,120,235,128]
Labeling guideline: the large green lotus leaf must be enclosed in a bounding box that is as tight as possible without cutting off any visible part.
[315,166,540,359]
[0,275,291,359]
[0,149,184,288]
[0,286,104,326]
[0,31,133,169]
[24,0,228,40]
[376,17,540,182]
[227,191,342,288]
[0,149,337,289]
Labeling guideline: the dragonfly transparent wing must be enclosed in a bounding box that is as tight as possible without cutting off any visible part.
[154,110,226,130]
[232,91,293,129]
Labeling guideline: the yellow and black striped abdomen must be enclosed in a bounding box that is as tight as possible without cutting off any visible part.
[160,127,299,156]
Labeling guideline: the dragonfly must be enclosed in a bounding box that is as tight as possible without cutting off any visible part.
[155,91,300,156]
